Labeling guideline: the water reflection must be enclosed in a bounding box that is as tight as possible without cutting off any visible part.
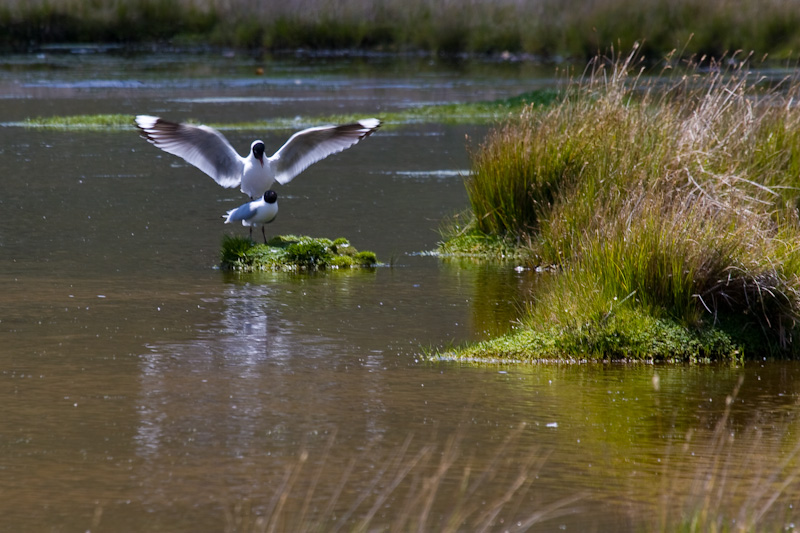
[439,258,542,339]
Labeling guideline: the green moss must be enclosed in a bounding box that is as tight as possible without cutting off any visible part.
[285,239,332,267]
[331,237,351,250]
[220,234,380,272]
[354,250,378,265]
[433,308,742,364]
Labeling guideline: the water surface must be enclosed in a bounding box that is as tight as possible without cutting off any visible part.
[1,51,799,532]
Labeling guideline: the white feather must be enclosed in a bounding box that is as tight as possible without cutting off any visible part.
[135,115,381,199]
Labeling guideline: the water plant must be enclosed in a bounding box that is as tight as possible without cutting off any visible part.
[439,48,800,360]
[221,234,379,271]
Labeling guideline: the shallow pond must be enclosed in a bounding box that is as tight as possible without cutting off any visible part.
[1,50,799,532]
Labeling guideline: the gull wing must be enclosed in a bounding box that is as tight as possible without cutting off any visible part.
[269,118,381,185]
[224,202,258,223]
[135,115,244,188]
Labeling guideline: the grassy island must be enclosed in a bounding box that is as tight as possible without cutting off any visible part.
[221,235,379,272]
[437,50,800,362]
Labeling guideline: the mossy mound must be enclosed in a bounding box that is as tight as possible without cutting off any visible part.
[221,235,380,272]
[432,309,743,364]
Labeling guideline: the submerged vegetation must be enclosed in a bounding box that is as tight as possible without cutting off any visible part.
[3,0,800,60]
[221,235,379,272]
[439,49,800,362]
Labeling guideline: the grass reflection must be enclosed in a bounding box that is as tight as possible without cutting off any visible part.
[222,425,582,532]
[657,378,800,532]
[217,381,800,532]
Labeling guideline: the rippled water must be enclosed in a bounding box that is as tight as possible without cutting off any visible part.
[1,51,799,532]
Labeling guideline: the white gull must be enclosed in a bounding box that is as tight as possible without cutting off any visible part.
[135,115,381,199]
[224,190,279,243]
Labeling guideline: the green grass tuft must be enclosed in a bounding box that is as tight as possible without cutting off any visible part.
[220,235,254,266]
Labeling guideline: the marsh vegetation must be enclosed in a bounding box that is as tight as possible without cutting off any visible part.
[439,49,800,361]
[4,0,800,59]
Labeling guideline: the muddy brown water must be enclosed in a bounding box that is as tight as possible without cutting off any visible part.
[1,51,799,531]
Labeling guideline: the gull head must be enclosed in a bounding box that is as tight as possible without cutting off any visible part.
[251,141,265,166]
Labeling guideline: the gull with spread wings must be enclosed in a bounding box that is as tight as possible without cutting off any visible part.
[135,115,381,199]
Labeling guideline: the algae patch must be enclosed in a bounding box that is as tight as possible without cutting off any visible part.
[16,114,134,131]
[221,235,379,272]
[12,89,560,131]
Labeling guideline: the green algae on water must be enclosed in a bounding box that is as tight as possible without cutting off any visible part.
[13,89,560,131]
[17,114,134,131]
[221,234,380,272]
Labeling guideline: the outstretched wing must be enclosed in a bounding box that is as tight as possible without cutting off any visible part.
[269,118,381,185]
[135,115,244,188]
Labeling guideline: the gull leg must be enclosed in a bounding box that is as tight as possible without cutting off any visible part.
[249,226,253,241]
[262,226,268,244]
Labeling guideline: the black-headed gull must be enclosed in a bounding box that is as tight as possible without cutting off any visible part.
[135,115,381,199]
[224,190,279,243]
